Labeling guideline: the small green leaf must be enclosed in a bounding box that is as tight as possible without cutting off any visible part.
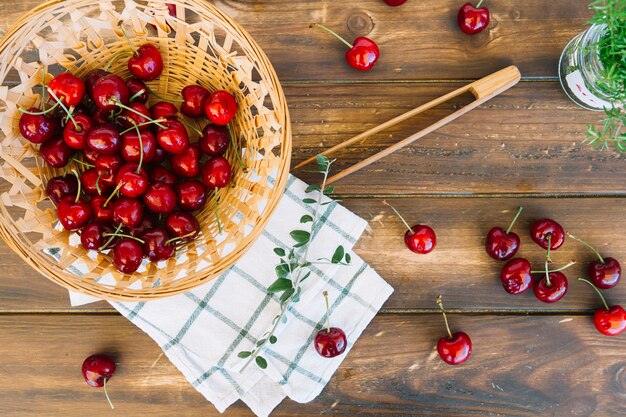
[238,351,251,358]
[273,247,286,257]
[305,184,320,193]
[302,198,316,204]
[269,335,277,344]
[267,278,292,293]
[300,271,312,283]
[293,241,308,248]
[300,214,313,223]
[280,287,295,303]
[255,356,268,369]
[281,315,288,323]
[321,201,334,205]
[290,230,311,243]
[323,185,335,195]
[316,155,330,170]
[331,245,345,264]
[256,338,267,347]
[275,263,290,278]
[345,253,351,264]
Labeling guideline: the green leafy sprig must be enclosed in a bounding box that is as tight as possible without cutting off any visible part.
[238,156,351,371]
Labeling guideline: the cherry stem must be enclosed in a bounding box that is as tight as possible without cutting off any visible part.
[476,0,484,8]
[95,171,103,196]
[544,259,552,287]
[322,290,331,333]
[129,89,146,102]
[214,191,223,234]
[531,260,576,275]
[227,125,247,171]
[132,123,144,174]
[69,170,82,203]
[546,234,552,263]
[110,100,166,129]
[309,23,353,49]
[46,87,78,129]
[567,232,605,264]
[578,278,610,310]
[18,102,59,115]
[147,86,184,103]
[505,206,524,235]
[436,295,453,340]
[165,230,196,245]
[71,158,94,168]
[119,118,167,135]
[103,377,115,410]
[104,50,134,72]
[382,200,413,234]
[103,182,123,208]
[103,232,145,244]
[99,224,123,251]
[177,119,203,136]
[40,64,47,112]
[118,22,138,54]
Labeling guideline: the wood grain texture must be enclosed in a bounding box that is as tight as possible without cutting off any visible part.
[0,1,592,82]
[0,314,624,417]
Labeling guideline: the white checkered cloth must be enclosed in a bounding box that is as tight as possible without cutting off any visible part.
[68,175,393,416]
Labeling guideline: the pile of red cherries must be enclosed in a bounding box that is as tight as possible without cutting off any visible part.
[19,35,238,274]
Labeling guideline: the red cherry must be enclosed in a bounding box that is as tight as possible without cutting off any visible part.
[594,306,626,336]
[63,114,93,149]
[121,130,157,163]
[83,148,100,164]
[57,195,92,231]
[92,75,129,110]
[113,238,144,273]
[129,214,157,237]
[82,353,116,388]
[46,175,79,205]
[171,144,201,178]
[93,107,115,125]
[19,109,58,143]
[83,69,110,98]
[141,226,175,262]
[148,165,176,186]
[202,156,232,189]
[86,124,121,154]
[383,201,435,254]
[126,77,149,103]
[176,180,207,211]
[534,271,568,303]
[112,197,144,228]
[95,153,124,184]
[567,233,621,289]
[436,296,471,365]
[40,136,73,168]
[314,328,347,358]
[80,222,112,250]
[149,101,178,120]
[152,146,168,164]
[128,44,163,81]
[115,163,149,198]
[81,168,112,196]
[165,211,199,242]
[181,85,210,118]
[199,124,230,156]
[204,90,237,125]
[143,182,177,214]
[485,207,523,261]
[311,23,379,71]
[384,0,407,5]
[500,258,533,294]
[156,120,189,154]
[91,195,114,223]
[117,102,151,131]
[48,72,85,107]
[457,2,490,35]
[530,218,565,251]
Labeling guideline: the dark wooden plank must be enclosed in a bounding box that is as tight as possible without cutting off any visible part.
[1,197,625,312]
[1,314,624,416]
[0,1,592,81]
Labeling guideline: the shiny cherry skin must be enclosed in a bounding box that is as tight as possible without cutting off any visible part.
[530,218,565,250]
[112,197,144,228]
[86,124,121,154]
[176,180,207,211]
[92,74,129,110]
[594,305,626,336]
[129,214,157,237]
[149,165,176,186]
[95,154,124,183]
[165,211,199,242]
[149,101,178,120]
[314,327,347,358]
[143,182,177,214]
[93,107,115,125]
[500,258,533,294]
[204,90,237,125]
[152,146,168,164]
[81,168,112,196]
[128,44,163,81]
[589,258,621,289]
[118,102,151,131]
[82,354,116,388]
[141,226,175,262]
[83,148,100,164]
[80,222,112,250]
[126,77,149,103]
[48,72,85,107]
[437,331,472,365]
[534,271,568,303]
[485,227,520,261]
[46,175,79,205]
[121,130,157,163]
[199,124,229,156]
[384,0,407,5]
[404,225,436,254]
[19,109,57,143]
[171,144,201,178]
[457,3,490,35]
[346,37,379,71]
[115,163,149,198]
[91,195,114,223]
[57,195,92,231]
[113,238,144,273]
[83,69,110,98]
[63,113,93,150]
[156,120,189,154]
[40,137,73,168]
[181,85,209,118]
[202,156,232,189]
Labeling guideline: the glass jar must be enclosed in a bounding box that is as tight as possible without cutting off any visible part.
[558,24,616,111]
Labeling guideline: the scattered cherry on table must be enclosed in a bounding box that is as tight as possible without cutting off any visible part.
[567,232,621,289]
[579,278,626,336]
[310,23,379,71]
[81,354,116,409]
[500,257,533,294]
[457,1,490,35]
[436,295,472,365]
[383,200,436,254]
[485,206,523,261]
[314,291,347,358]
[384,0,407,5]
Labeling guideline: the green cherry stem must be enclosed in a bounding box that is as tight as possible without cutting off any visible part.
[99,224,123,251]
[47,87,78,129]
[436,295,453,340]
[544,259,551,287]
[103,182,124,208]
[102,232,145,244]
[164,230,196,245]
[40,63,47,112]
[546,234,552,264]
[505,206,524,235]
[531,260,576,275]
[129,89,146,102]
[309,23,353,49]
[476,0,485,8]
[227,125,247,171]
[95,171,103,196]
[103,377,115,410]
[18,101,59,115]
[382,200,413,234]
[70,169,82,203]
[567,232,605,264]
[578,278,610,310]
[146,85,184,103]
[71,158,95,168]
[119,118,167,135]
[104,50,134,72]
[118,22,138,54]
[214,191,223,234]
[322,290,331,333]
[109,100,167,129]
[177,119,203,136]
[132,123,144,174]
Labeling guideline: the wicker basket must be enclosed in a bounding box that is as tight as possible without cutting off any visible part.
[0,0,291,301]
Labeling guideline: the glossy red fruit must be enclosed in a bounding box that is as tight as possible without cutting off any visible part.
[171,144,201,178]
[115,163,148,198]
[112,197,144,228]
[437,332,472,365]
[314,328,347,358]
[40,137,73,168]
[118,102,151,131]
[83,69,110,98]
[534,271,568,303]
[128,44,163,81]
[82,354,116,388]
[589,258,621,289]
[48,72,85,107]
[148,165,176,186]
[486,227,520,261]
[204,90,237,125]
[95,154,124,184]
[121,130,157,163]
[92,75,129,110]
[152,146,168,164]
[149,101,178,120]
[63,114,93,149]
[202,157,232,189]
[91,195,114,223]
[57,195,92,231]
[143,182,177,214]
[199,124,230,156]
[93,107,115,125]
[165,211,199,242]
[346,37,379,71]
[129,214,157,237]
[46,175,79,205]
[19,109,57,143]
[384,0,407,5]
[500,258,532,294]
[457,2,490,35]
[404,225,436,254]
[113,238,144,273]
[83,148,100,164]
[81,168,112,196]
[141,227,175,262]
[86,124,121,154]
[156,120,189,154]
[176,180,207,211]
[530,219,565,250]
[181,85,210,118]
[594,305,626,336]
[126,77,149,103]
[80,222,112,250]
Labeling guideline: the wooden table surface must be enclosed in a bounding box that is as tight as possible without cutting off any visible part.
[2,1,625,416]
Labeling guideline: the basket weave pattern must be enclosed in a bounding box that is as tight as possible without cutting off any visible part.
[0,0,291,300]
